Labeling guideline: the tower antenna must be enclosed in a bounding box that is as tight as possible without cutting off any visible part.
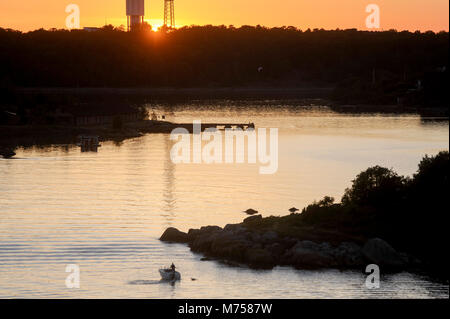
[164,0,175,28]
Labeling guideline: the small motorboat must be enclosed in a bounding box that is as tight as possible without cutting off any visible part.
[159,268,181,281]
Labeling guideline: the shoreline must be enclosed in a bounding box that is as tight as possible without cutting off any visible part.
[159,214,444,280]
[158,147,449,281]
[16,87,334,101]
[1,109,448,152]
[11,86,449,116]
[0,120,175,150]
[159,215,423,273]
[0,120,256,151]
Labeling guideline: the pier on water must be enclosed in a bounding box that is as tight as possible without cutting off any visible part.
[167,122,256,133]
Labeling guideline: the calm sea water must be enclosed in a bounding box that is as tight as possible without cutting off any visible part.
[0,103,448,298]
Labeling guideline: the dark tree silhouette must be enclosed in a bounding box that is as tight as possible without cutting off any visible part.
[342,166,406,207]
[0,26,447,92]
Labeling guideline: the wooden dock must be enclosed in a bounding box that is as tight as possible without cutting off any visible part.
[175,122,255,132]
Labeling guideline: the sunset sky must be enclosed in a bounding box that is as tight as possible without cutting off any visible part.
[0,0,448,32]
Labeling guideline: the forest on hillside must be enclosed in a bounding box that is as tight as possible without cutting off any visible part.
[0,25,448,106]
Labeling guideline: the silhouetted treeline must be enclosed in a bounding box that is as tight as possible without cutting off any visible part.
[0,26,448,90]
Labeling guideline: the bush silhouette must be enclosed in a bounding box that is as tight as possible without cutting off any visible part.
[342,166,406,207]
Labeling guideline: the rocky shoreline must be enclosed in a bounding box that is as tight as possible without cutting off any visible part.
[160,214,417,272]
[0,120,182,151]
[0,119,254,152]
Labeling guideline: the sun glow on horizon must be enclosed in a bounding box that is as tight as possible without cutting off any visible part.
[0,0,448,32]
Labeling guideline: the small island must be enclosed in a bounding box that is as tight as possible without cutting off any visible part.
[161,152,449,277]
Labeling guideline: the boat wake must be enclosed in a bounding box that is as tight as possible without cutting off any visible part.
[128,280,162,285]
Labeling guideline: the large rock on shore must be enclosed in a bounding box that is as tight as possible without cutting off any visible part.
[243,214,262,224]
[159,227,189,243]
[245,248,275,269]
[333,242,365,267]
[189,226,224,252]
[362,238,405,268]
[282,241,336,269]
[191,226,222,240]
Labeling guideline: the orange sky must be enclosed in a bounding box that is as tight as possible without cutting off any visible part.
[0,0,448,32]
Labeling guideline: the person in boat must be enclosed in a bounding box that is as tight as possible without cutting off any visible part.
[170,263,176,272]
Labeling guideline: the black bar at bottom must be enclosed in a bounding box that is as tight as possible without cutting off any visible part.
[0,299,447,318]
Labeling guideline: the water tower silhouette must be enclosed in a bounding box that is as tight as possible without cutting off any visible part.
[126,0,145,31]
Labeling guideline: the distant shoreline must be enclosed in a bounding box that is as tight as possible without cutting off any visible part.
[16,87,449,115]
[1,100,448,151]
[0,119,255,151]
[2,89,448,151]
[17,87,334,100]
[0,120,178,150]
